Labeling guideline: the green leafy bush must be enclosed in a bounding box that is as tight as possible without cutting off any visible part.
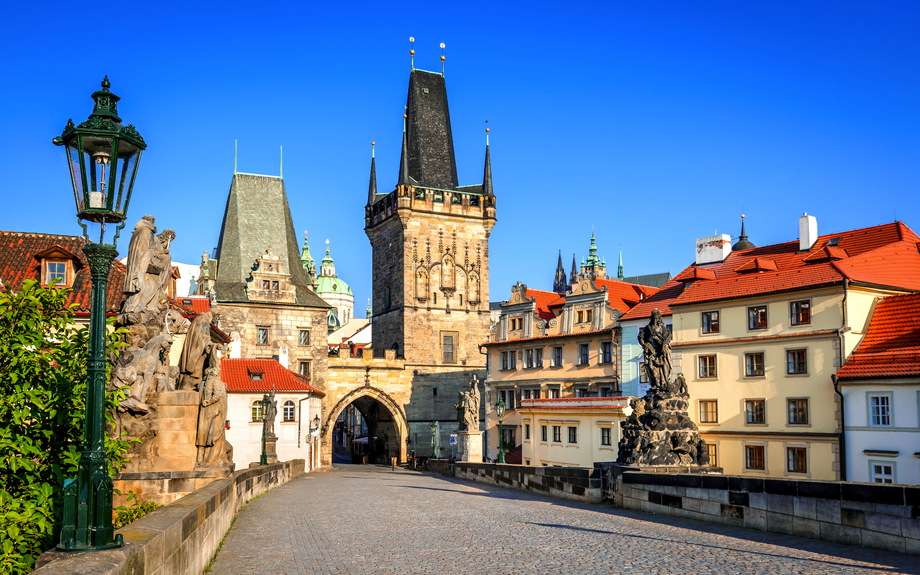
[0,279,133,574]
[113,491,161,530]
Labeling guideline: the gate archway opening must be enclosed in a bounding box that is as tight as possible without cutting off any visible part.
[321,387,408,466]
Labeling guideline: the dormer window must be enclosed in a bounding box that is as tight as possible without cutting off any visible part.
[47,262,66,285]
[251,373,263,381]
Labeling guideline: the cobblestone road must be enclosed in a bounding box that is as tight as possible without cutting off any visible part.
[210,465,919,575]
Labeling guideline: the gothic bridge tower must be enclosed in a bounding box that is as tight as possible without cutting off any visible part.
[365,68,496,366]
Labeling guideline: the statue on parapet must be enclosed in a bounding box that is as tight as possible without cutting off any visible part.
[177,311,214,390]
[123,215,175,318]
[195,365,233,472]
[455,376,481,431]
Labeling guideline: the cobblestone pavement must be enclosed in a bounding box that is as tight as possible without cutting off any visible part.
[210,465,919,575]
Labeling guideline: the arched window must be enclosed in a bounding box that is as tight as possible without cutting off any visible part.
[251,401,263,421]
[283,401,296,422]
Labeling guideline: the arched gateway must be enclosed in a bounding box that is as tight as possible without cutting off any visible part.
[321,385,409,466]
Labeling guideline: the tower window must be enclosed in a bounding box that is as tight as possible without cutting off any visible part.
[441,331,458,363]
[433,292,437,304]
[257,327,270,345]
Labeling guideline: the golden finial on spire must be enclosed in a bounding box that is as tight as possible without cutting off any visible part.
[485,120,489,146]
[371,141,375,158]
[410,36,415,70]
[440,42,446,75]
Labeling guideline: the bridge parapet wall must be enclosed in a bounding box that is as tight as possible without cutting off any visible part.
[33,460,304,575]
[448,462,602,503]
[608,467,920,555]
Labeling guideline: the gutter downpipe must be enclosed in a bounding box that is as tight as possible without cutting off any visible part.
[834,278,849,482]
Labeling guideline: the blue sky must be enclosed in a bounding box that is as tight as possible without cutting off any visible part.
[2,2,919,310]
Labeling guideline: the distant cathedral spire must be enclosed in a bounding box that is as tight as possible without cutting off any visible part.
[732,214,756,251]
[482,126,493,197]
[398,113,411,186]
[569,253,578,285]
[553,250,567,294]
[618,249,624,280]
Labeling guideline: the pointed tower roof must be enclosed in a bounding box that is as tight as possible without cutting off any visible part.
[301,231,315,267]
[482,131,493,197]
[617,249,625,280]
[586,231,601,266]
[569,254,578,284]
[213,173,328,308]
[405,69,459,189]
[732,214,756,251]
[397,124,411,186]
[367,143,378,205]
[553,249,567,294]
[321,243,334,268]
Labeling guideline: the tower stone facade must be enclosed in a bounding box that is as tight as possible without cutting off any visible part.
[365,69,496,365]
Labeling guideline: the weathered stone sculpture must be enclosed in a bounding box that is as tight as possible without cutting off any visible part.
[177,311,213,390]
[123,216,175,317]
[617,310,712,467]
[430,420,441,458]
[195,366,232,471]
[115,334,174,414]
[455,377,480,431]
[264,389,278,439]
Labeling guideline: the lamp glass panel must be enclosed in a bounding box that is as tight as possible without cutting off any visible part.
[113,150,138,215]
[65,142,85,212]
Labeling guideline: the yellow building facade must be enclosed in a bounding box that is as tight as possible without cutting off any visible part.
[518,398,631,467]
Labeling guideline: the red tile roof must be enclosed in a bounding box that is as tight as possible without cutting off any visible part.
[0,230,125,314]
[669,222,920,307]
[175,296,211,314]
[734,258,778,273]
[220,358,325,396]
[522,287,563,320]
[619,280,684,321]
[836,292,920,380]
[674,267,717,282]
[595,278,659,314]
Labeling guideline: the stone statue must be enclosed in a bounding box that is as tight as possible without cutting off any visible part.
[114,334,174,414]
[264,388,278,438]
[430,421,441,458]
[195,366,231,469]
[616,309,712,468]
[638,309,672,391]
[123,215,175,317]
[177,311,213,390]
[455,377,480,431]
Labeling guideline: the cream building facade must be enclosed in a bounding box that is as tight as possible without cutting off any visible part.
[667,217,920,480]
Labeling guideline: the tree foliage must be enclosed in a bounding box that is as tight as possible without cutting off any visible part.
[0,279,133,574]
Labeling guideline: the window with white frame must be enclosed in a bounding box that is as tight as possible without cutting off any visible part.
[601,341,613,363]
[46,261,67,285]
[552,346,563,367]
[699,400,718,423]
[524,348,543,368]
[251,402,263,421]
[283,400,296,422]
[698,355,717,378]
[870,461,895,484]
[550,388,560,399]
[578,343,590,365]
[868,394,891,427]
[500,351,517,371]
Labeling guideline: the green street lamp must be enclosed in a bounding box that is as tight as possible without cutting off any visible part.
[53,77,146,552]
[495,396,506,464]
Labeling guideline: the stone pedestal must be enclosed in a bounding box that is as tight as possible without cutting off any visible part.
[120,390,200,473]
[457,431,483,463]
[265,437,279,464]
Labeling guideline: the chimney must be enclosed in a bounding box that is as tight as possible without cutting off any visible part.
[695,234,732,265]
[278,343,289,368]
[799,213,817,251]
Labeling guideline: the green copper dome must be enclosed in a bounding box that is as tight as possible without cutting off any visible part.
[316,274,353,295]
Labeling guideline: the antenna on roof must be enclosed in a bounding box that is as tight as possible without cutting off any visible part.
[440,42,446,75]
[280,146,283,179]
[234,140,238,174]
[371,140,375,158]
[410,36,415,70]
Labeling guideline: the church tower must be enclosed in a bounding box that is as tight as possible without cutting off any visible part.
[365,68,496,364]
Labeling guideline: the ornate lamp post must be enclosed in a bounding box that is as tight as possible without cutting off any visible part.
[495,396,506,464]
[53,77,146,551]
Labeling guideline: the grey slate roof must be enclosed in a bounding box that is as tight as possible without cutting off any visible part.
[406,70,459,190]
[213,173,329,308]
[621,272,672,289]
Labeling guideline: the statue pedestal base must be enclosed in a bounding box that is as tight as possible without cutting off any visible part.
[457,431,483,463]
[265,437,279,464]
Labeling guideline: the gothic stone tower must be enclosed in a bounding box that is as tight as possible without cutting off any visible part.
[366,69,496,366]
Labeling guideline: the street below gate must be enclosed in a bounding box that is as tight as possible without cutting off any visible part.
[210,465,919,575]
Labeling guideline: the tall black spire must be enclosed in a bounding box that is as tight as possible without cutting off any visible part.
[482,140,493,197]
[367,144,378,206]
[405,69,458,189]
[553,250,567,294]
[569,254,578,285]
